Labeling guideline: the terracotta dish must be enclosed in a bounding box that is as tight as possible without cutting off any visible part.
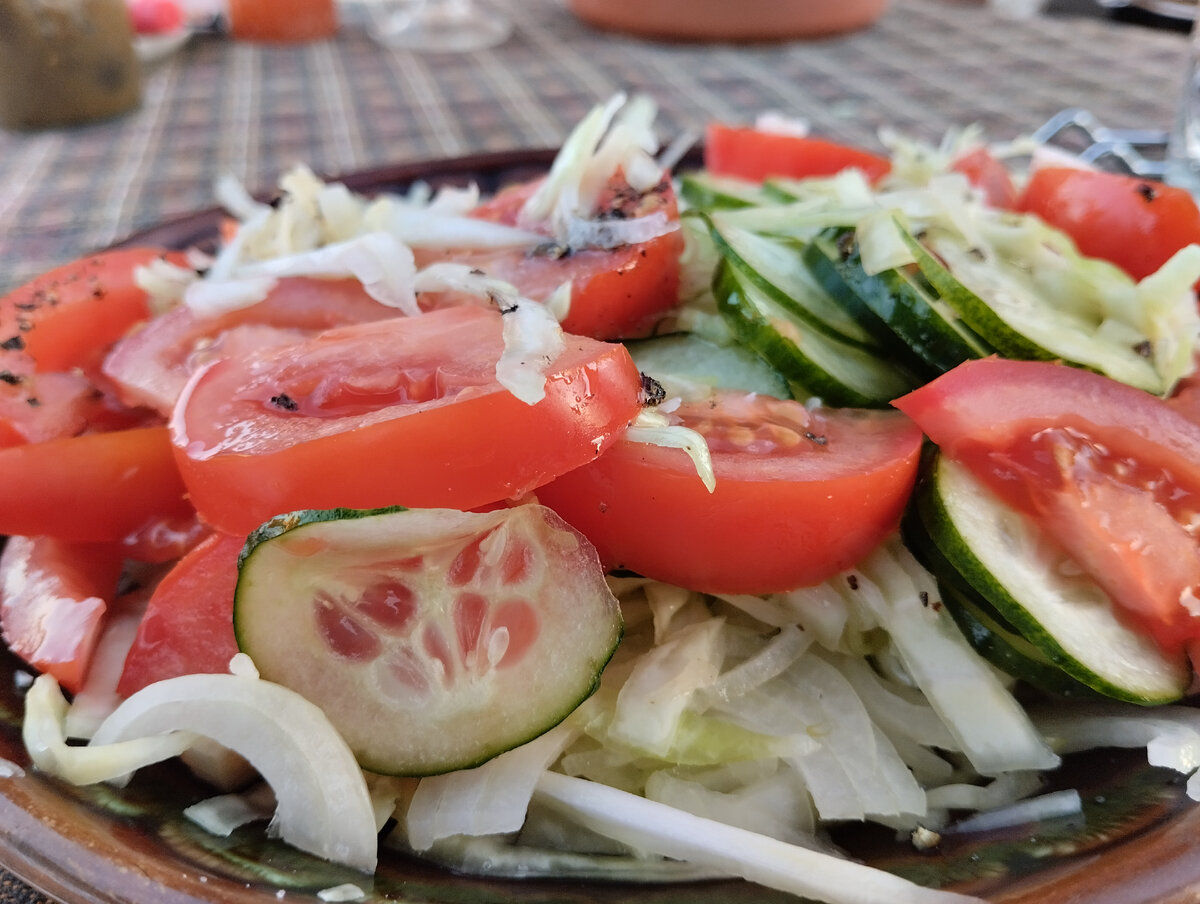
[567,0,890,42]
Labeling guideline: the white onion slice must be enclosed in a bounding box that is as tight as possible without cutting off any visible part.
[945,789,1082,835]
[533,772,985,904]
[23,674,196,786]
[405,723,577,852]
[90,673,378,872]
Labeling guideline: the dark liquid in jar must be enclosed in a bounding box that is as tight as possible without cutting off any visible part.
[0,0,142,130]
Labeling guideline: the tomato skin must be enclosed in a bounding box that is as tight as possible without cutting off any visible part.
[172,305,644,536]
[537,393,923,593]
[104,276,397,416]
[703,123,891,184]
[1016,168,1200,281]
[0,536,125,692]
[952,147,1017,209]
[439,175,683,341]
[117,531,243,697]
[0,426,192,541]
[0,247,178,373]
[894,357,1200,651]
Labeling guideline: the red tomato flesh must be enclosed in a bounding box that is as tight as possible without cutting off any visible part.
[0,248,177,373]
[703,123,892,185]
[1016,168,1200,282]
[117,531,243,697]
[951,147,1018,209]
[537,391,923,593]
[103,276,398,416]
[0,426,192,541]
[894,357,1200,652]
[0,536,124,692]
[419,174,683,341]
[172,305,645,535]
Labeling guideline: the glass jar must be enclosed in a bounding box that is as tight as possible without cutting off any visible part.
[0,0,142,131]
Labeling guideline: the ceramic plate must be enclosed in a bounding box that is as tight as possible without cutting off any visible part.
[4,150,1200,904]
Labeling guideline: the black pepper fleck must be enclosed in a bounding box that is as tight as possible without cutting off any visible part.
[639,373,666,406]
[269,393,299,411]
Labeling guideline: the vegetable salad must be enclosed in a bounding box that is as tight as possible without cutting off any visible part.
[4,94,1200,904]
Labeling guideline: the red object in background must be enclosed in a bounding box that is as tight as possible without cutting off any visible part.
[128,0,185,34]
[227,0,337,41]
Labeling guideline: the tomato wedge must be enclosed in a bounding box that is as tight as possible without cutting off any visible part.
[1,247,179,373]
[951,147,1017,209]
[0,535,124,692]
[172,305,644,535]
[104,276,398,416]
[703,123,892,185]
[537,391,923,593]
[117,531,243,697]
[1016,168,1200,281]
[894,357,1200,652]
[0,426,192,541]
[419,174,683,341]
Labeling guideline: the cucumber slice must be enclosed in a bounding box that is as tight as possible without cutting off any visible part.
[914,453,1190,705]
[704,213,882,350]
[712,259,916,407]
[678,173,775,211]
[901,510,1099,700]
[625,333,790,399]
[235,504,623,776]
[905,224,1166,395]
[804,229,992,376]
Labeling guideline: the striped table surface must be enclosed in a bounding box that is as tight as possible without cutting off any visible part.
[0,1,1192,902]
[0,0,1191,295]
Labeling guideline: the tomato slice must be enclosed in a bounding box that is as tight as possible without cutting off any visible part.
[117,531,243,697]
[172,305,645,536]
[894,357,1200,652]
[0,426,192,541]
[703,123,892,185]
[1016,168,1200,281]
[951,147,1017,209]
[0,535,124,692]
[103,276,398,416]
[0,247,179,373]
[537,391,923,593]
[418,174,683,341]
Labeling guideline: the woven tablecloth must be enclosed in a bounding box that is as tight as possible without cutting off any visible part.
[0,0,1192,901]
[0,0,1192,297]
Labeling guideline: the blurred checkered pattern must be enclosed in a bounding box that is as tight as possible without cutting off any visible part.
[0,0,1189,291]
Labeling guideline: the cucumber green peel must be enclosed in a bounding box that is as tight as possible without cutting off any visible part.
[911,454,1190,706]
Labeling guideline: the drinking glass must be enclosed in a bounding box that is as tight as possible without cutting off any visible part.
[1165,16,1200,194]
[365,0,511,52]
